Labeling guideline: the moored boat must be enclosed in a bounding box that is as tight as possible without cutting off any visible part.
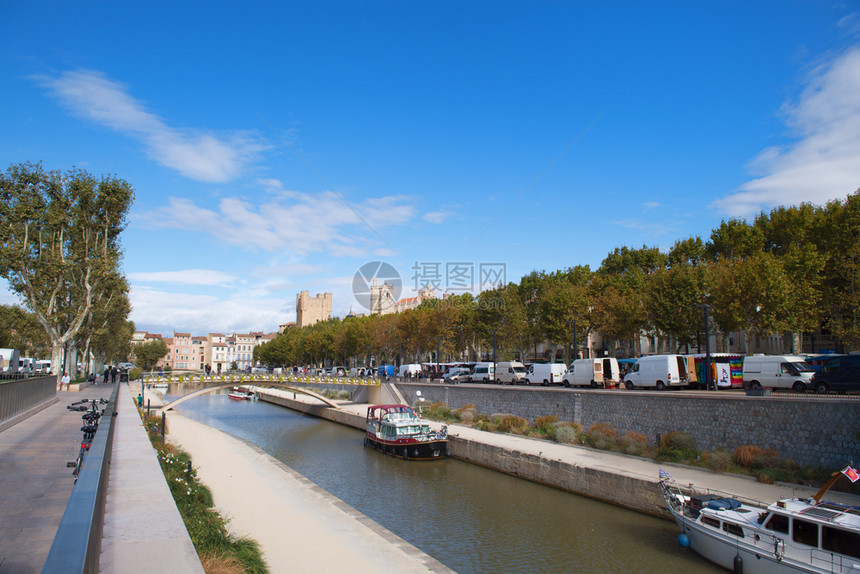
[227,386,255,401]
[659,467,860,573]
[364,404,449,460]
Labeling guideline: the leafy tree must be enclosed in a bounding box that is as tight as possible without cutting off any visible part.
[0,304,50,357]
[135,339,169,371]
[0,162,134,375]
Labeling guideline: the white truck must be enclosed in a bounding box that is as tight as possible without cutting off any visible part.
[742,354,815,391]
[562,358,621,388]
[495,361,527,384]
[0,349,20,374]
[524,363,567,385]
[469,363,495,383]
[622,355,690,390]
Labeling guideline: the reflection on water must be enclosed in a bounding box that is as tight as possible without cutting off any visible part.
[168,385,721,573]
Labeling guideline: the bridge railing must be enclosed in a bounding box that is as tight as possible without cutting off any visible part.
[41,384,118,574]
[141,373,381,386]
[0,375,56,427]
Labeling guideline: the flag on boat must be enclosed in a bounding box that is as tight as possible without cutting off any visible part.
[659,469,674,482]
[842,466,859,483]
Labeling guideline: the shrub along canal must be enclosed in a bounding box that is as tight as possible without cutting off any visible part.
[170,387,721,573]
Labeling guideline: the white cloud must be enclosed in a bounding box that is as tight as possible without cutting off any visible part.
[128,269,238,286]
[715,48,860,217]
[130,286,292,335]
[423,210,452,223]
[641,201,660,211]
[34,69,264,182]
[137,189,416,255]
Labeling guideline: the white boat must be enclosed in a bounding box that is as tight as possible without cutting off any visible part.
[147,382,168,389]
[659,469,860,573]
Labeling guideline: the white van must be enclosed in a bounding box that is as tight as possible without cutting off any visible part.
[742,355,815,391]
[525,363,567,385]
[563,358,621,388]
[622,355,690,390]
[398,363,421,378]
[496,361,527,384]
[470,363,495,383]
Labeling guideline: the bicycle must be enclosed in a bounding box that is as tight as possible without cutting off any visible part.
[66,399,106,482]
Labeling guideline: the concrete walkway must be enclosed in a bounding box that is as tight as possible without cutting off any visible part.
[98,383,203,574]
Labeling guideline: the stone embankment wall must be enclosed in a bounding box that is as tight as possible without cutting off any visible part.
[389,384,859,469]
[256,389,671,518]
[291,382,858,468]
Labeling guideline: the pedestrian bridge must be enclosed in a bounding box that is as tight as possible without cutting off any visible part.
[160,382,341,411]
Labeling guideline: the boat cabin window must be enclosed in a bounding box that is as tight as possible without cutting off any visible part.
[792,518,819,548]
[701,516,720,529]
[723,522,744,537]
[822,526,860,559]
[764,513,789,534]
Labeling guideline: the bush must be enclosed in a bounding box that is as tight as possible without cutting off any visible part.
[587,422,617,450]
[497,415,528,434]
[425,402,455,422]
[555,424,580,445]
[129,367,142,381]
[734,445,766,468]
[454,404,478,424]
[534,415,559,431]
[704,448,734,472]
[657,431,699,463]
[619,431,649,456]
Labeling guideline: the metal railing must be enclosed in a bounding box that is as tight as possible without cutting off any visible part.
[0,375,56,426]
[41,384,118,574]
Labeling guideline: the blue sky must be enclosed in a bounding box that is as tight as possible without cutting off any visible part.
[2,2,860,336]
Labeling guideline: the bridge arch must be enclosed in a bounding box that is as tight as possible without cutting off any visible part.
[160,383,340,411]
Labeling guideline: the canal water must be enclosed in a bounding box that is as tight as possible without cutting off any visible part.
[169,387,722,573]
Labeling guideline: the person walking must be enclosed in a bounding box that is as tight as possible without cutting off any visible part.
[103,366,110,384]
[110,366,118,384]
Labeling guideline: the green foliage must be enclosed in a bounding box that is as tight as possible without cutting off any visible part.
[496,415,528,434]
[128,367,142,381]
[135,339,169,370]
[587,422,618,450]
[555,424,580,444]
[618,431,650,456]
[0,162,134,375]
[656,431,700,463]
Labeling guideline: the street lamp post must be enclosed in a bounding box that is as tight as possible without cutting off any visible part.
[435,337,440,380]
[695,304,713,390]
[492,329,497,384]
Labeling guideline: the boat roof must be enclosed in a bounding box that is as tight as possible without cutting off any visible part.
[768,499,860,530]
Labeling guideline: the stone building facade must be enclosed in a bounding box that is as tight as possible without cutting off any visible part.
[296,291,332,328]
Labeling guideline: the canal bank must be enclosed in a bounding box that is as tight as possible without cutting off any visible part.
[256,387,860,520]
[164,409,453,574]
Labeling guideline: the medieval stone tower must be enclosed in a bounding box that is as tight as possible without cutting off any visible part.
[296,291,332,328]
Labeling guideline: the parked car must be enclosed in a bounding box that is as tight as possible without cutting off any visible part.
[495,361,527,384]
[118,361,135,371]
[809,354,860,394]
[524,363,567,385]
[742,354,815,391]
[443,368,471,384]
[622,355,690,390]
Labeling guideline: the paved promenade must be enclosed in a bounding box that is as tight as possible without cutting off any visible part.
[0,384,113,574]
[0,382,202,574]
